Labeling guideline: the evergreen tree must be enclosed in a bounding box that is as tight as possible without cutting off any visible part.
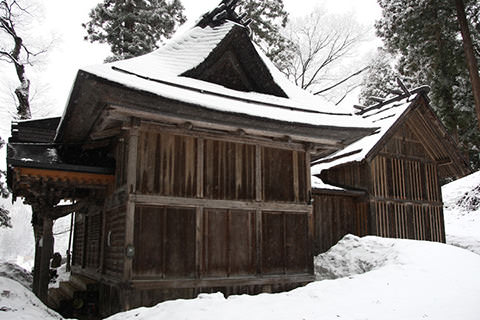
[359,50,401,106]
[362,0,480,169]
[237,0,292,70]
[83,0,186,62]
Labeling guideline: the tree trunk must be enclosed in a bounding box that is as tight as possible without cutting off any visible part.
[455,0,480,129]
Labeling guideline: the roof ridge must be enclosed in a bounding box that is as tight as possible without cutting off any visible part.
[356,85,430,116]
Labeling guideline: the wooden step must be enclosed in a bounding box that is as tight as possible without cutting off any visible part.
[59,281,82,299]
[48,287,70,310]
[69,274,98,292]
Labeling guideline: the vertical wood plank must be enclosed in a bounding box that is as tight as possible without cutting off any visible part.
[99,205,107,274]
[292,151,299,202]
[255,145,262,202]
[235,144,242,199]
[255,209,262,275]
[197,138,204,198]
[195,207,203,278]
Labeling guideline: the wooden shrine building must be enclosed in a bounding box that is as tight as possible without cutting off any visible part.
[311,87,470,254]
[7,2,374,317]
[5,1,469,318]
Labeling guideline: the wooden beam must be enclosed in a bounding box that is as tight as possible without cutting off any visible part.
[90,127,122,140]
[130,195,312,213]
[15,167,114,186]
[109,105,350,147]
[138,120,308,151]
[46,202,87,220]
[130,274,315,290]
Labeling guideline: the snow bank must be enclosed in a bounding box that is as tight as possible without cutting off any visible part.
[442,170,480,255]
[0,262,32,290]
[0,276,62,320]
[314,234,399,280]
[105,235,480,320]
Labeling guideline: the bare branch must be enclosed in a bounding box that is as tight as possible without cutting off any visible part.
[281,8,368,101]
[314,66,369,95]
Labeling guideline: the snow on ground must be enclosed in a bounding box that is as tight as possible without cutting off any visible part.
[1,235,479,320]
[103,235,480,320]
[443,170,480,255]
[0,262,32,290]
[0,276,62,320]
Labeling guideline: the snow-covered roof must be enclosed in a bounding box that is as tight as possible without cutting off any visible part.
[78,21,372,129]
[311,93,419,176]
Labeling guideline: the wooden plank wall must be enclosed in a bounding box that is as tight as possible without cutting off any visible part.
[91,126,314,313]
[132,207,311,278]
[204,140,256,200]
[85,211,102,269]
[312,193,368,254]
[369,121,445,242]
[103,205,126,277]
[133,206,196,278]
[72,214,85,267]
[136,131,197,197]
[130,128,312,282]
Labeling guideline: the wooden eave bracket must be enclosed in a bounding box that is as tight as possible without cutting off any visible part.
[14,167,114,186]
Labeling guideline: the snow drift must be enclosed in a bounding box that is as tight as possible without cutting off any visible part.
[443,170,480,255]
[103,235,480,320]
[1,235,480,320]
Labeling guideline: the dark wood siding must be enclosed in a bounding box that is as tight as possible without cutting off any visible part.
[103,206,125,277]
[320,162,369,191]
[203,209,256,277]
[204,140,256,200]
[369,121,445,242]
[262,211,311,274]
[136,132,197,197]
[312,193,368,254]
[85,211,102,269]
[133,206,196,278]
[72,213,85,267]
[262,148,307,203]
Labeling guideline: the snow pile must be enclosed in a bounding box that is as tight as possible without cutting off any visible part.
[103,235,480,320]
[314,234,399,280]
[0,277,62,319]
[442,170,480,255]
[0,262,32,290]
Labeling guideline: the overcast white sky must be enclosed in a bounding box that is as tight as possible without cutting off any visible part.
[1,0,381,128]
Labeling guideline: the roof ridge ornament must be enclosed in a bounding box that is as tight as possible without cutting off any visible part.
[196,0,252,30]
[356,80,430,116]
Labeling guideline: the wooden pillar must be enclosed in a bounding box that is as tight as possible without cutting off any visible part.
[123,119,139,311]
[38,215,53,304]
[31,211,43,296]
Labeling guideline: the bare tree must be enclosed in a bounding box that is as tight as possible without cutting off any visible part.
[0,0,47,120]
[281,9,369,104]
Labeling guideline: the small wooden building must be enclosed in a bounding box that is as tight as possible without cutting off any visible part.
[7,3,375,318]
[311,88,471,254]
